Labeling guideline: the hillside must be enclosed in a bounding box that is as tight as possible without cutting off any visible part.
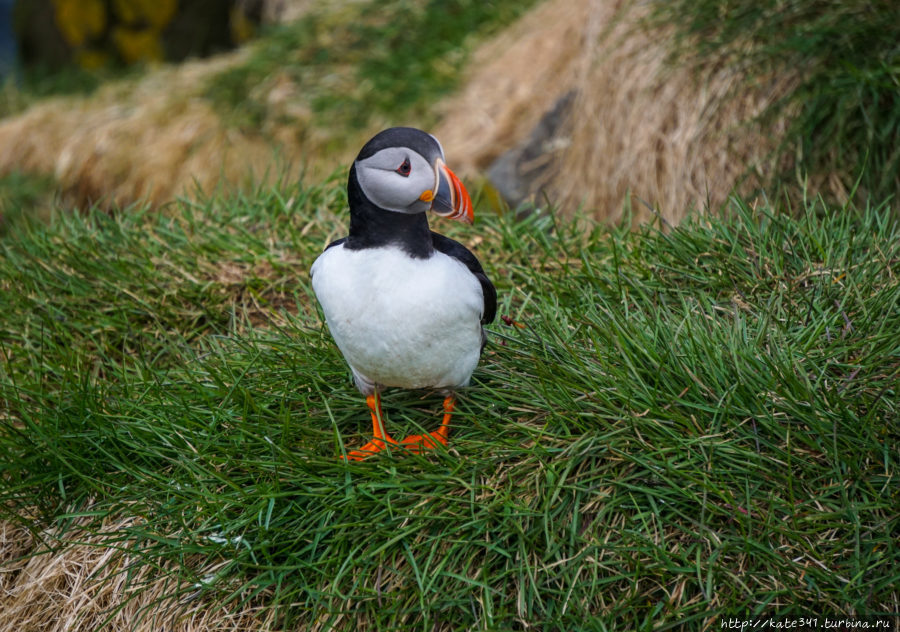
[1,1,898,629]
[4,0,895,225]
[1,182,898,629]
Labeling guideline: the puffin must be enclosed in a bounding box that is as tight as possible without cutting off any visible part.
[310,127,496,460]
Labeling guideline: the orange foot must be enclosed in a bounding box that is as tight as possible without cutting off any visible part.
[398,395,454,454]
[342,393,397,461]
[344,436,398,461]
[341,394,456,460]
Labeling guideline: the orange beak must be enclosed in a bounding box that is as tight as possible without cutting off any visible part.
[429,159,473,224]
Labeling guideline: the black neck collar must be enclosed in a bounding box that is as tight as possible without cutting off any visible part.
[345,164,434,259]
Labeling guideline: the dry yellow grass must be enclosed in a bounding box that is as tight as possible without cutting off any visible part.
[435,0,590,173]
[558,1,798,225]
[1,0,802,223]
[0,515,284,632]
[0,51,296,209]
[438,0,798,226]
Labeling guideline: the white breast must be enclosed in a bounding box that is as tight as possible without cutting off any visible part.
[310,244,485,394]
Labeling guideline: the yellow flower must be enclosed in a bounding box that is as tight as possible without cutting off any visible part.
[53,0,106,47]
[111,0,177,29]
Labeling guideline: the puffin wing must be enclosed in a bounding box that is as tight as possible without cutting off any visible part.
[431,232,496,325]
[322,237,348,251]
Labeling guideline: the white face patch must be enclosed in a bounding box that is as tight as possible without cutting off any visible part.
[355,147,436,214]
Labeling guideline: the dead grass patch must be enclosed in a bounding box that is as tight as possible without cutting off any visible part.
[438,0,799,225]
[0,514,283,632]
[435,0,590,172]
[557,0,798,225]
[0,51,294,210]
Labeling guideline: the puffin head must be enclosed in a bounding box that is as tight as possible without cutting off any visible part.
[352,127,473,224]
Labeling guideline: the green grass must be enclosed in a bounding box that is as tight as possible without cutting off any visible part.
[0,63,142,119]
[0,183,898,629]
[651,0,900,205]
[204,0,540,137]
[0,170,57,236]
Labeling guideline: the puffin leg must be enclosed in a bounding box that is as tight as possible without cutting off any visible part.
[343,392,398,461]
[400,395,455,453]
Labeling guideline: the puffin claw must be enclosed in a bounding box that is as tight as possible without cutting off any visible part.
[339,394,456,460]
[341,436,398,461]
[398,428,449,453]
[398,395,455,454]
[338,392,398,461]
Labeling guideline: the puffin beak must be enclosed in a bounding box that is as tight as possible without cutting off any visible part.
[429,159,473,224]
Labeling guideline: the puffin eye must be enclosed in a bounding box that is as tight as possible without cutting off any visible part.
[395,158,411,177]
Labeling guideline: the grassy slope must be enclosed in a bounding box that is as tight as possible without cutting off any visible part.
[0,181,897,629]
[652,0,900,203]
[204,0,542,141]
